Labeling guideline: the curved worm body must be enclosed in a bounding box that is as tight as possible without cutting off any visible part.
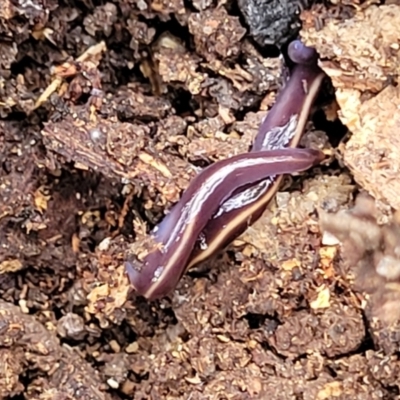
[126,40,326,300]
[187,40,325,268]
[126,148,324,300]
[186,175,284,271]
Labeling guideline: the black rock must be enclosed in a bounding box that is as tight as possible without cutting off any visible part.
[237,0,312,47]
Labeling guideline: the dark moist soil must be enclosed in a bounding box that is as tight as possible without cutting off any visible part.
[1,1,400,399]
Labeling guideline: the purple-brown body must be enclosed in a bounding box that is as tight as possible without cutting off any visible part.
[253,40,323,151]
[125,40,326,300]
[126,148,324,300]
[187,40,325,269]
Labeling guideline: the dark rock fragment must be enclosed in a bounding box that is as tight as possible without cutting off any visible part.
[238,0,312,47]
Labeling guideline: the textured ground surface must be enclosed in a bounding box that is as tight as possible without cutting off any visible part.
[1,1,400,399]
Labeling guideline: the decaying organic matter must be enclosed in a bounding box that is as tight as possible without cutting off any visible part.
[0,300,111,399]
[301,3,400,211]
[320,193,400,355]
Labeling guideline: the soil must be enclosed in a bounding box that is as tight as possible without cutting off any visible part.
[1,1,400,399]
